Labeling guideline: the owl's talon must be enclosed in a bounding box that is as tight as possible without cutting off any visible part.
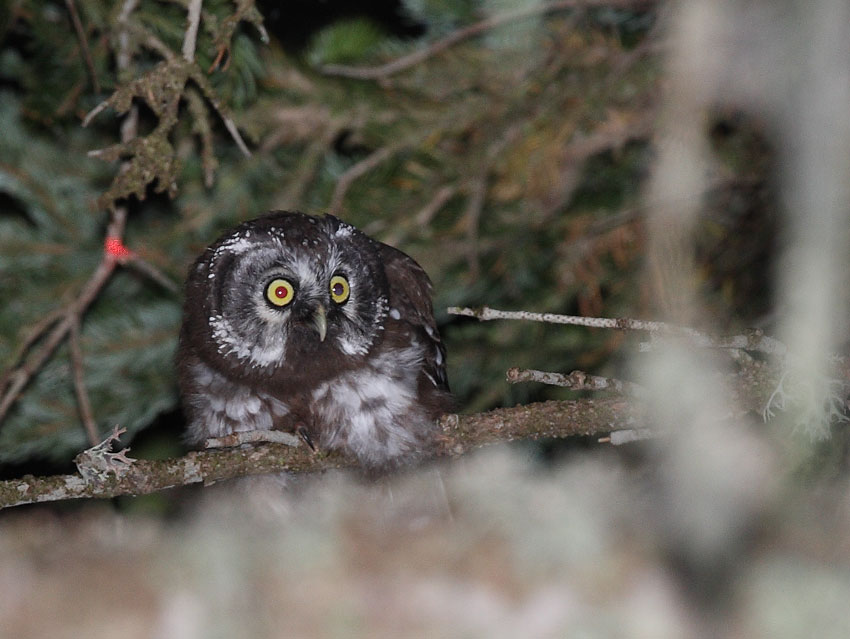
[296,426,316,451]
[205,430,301,448]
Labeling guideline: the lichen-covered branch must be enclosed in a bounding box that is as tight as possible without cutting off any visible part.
[507,367,646,397]
[449,306,790,356]
[0,398,640,510]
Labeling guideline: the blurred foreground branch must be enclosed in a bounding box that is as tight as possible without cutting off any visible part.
[0,398,638,510]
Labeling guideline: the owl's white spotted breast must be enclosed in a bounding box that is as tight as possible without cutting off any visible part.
[310,343,435,466]
[185,343,435,466]
[184,360,291,443]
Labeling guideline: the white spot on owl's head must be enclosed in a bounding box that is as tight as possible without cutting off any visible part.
[334,223,354,238]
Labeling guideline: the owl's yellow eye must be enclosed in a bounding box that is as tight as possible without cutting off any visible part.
[329,274,350,304]
[266,278,295,307]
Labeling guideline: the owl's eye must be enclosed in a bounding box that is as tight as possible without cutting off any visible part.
[329,274,350,304]
[266,278,295,307]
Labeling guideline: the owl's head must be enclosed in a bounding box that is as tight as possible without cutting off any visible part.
[184,212,390,376]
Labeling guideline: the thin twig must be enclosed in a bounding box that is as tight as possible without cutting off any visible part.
[464,126,522,278]
[463,174,488,279]
[507,367,646,397]
[417,184,457,227]
[383,185,457,246]
[273,126,342,208]
[321,0,657,80]
[182,0,203,63]
[69,319,99,446]
[81,101,109,128]
[448,306,789,356]
[222,116,252,157]
[117,0,140,70]
[65,0,100,94]
[126,257,180,294]
[328,145,400,215]
[0,307,65,394]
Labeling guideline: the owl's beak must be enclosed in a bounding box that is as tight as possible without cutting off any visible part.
[312,304,327,342]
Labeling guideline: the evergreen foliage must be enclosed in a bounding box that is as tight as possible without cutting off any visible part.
[3,0,738,465]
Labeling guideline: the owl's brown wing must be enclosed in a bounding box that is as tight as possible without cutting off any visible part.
[378,242,450,393]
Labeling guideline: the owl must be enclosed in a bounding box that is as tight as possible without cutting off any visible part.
[177,211,452,469]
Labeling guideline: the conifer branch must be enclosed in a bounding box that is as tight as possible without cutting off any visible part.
[320,0,657,80]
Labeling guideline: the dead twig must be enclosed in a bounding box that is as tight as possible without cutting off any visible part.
[65,0,100,94]
[463,173,488,279]
[83,3,252,159]
[69,319,99,446]
[321,0,657,80]
[507,367,646,397]
[383,185,457,246]
[0,306,65,396]
[126,256,180,294]
[464,125,522,278]
[182,0,203,63]
[448,306,789,357]
[328,145,401,216]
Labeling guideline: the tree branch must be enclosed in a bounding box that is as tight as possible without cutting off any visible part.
[0,255,119,424]
[507,367,646,397]
[182,0,203,63]
[448,306,790,356]
[0,398,639,510]
[320,0,657,80]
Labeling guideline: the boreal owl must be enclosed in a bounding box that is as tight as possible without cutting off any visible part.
[177,211,452,468]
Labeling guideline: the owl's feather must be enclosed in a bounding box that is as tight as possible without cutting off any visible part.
[178,211,452,468]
